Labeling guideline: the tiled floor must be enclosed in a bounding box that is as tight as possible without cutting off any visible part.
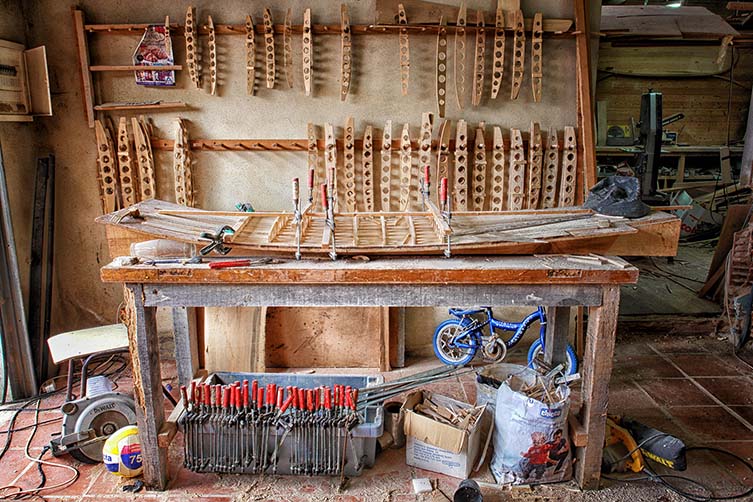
[1,333,752,501]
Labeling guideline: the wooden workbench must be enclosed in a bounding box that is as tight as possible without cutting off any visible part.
[100,255,638,491]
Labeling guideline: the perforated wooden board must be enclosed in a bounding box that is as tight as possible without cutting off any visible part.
[340,4,352,102]
[173,118,194,207]
[398,122,412,211]
[307,123,322,210]
[361,125,374,212]
[490,126,505,211]
[454,3,467,110]
[324,123,337,209]
[283,8,293,89]
[94,120,118,213]
[398,4,410,96]
[435,119,451,206]
[245,15,256,96]
[435,17,448,118]
[133,117,155,201]
[527,122,543,209]
[453,119,468,211]
[490,2,505,100]
[416,112,433,209]
[542,127,559,209]
[303,9,313,96]
[380,120,393,211]
[559,126,577,207]
[472,10,486,107]
[185,7,200,89]
[472,125,487,211]
[508,128,525,210]
[116,117,138,206]
[343,117,357,212]
[531,12,543,103]
[263,8,275,89]
[510,10,525,100]
[207,15,217,95]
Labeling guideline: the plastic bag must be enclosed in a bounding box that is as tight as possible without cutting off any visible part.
[583,176,650,218]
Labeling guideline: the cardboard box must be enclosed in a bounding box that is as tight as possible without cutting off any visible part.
[402,390,489,479]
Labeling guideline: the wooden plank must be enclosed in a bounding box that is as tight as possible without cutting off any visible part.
[472,125,487,211]
[471,10,486,107]
[172,307,199,388]
[340,5,352,101]
[361,126,375,211]
[508,128,525,210]
[398,123,412,211]
[380,121,393,211]
[454,3,467,110]
[575,285,619,490]
[490,126,505,211]
[203,307,267,373]
[343,117,357,212]
[510,10,525,100]
[542,127,559,208]
[531,12,543,103]
[72,9,95,128]
[454,119,469,210]
[741,85,753,187]
[575,0,596,196]
[389,307,406,368]
[436,18,448,117]
[527,122,543,209]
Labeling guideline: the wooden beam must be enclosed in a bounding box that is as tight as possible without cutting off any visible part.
[574,0,596,198]
[72,9,95,128]
[740,84,753,187]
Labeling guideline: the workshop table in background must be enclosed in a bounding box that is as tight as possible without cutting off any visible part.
[100,255,638,491]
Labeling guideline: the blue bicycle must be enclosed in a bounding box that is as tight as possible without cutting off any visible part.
[432,306,578,375]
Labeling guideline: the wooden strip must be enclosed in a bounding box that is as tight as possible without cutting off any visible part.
[453,119,468,211]
[380,215,387,245]
[302,9,313,96]
[207,16,217,95]
[454,3,467,110]
[508,128,525,210]
[510,10,525,100]
[398,4,410,96]
[472,125,487,211]
[380,121,393,211]
[117,117,139,206]
[324,123,338,209]
[435,120,451,206]
[352,214,359,245]
[542,127,559,209]
[307,123,321,209]
[185,7,200,89]
[575,0,596,197]
[490,126,505,211]
[362,126,374,212]
[472,10,486,107]
[283,8,293,89]
[133,117,156,201]
[490,2,505,100]
[436,17,448,118]
[94,120,118,213]
[398,123,412,211]
[531,12,543,103]
[417,112,433,208]
[340,4,352,102]
[559,126,577,207]
[527,122,543,209]
[263,8,275,89]
[343,117,357,212]
[72,9,95,128]
[173,119,194,207]
[245,15,255,95]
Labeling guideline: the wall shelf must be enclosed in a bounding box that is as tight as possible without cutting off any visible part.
[89,65,183,72]
[94,101,188,111]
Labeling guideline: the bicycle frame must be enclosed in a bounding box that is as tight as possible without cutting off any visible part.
[449,307,547,351]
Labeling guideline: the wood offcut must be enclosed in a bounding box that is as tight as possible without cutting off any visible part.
[245,15,255,95]
[542,127,559,208]
[207,16,217,95]
[398,4,410,96]
[116,117,138,207]
[173,119,194,207]
[472,10,486,107]
[283,9,293,89]
[361,125,374,212]
[324,123,337,208]
[94,120,118,213]
[454,3,467,110]
[472,125,487,211]
[343,117,357,212]
[307,123,321,209]
[380,121,393,211]
[490,126,505,211]
[531,12,543,103]
[510,10,525,100]
[508,128,525,210]
[490,2,504,99]
[417,113,433,208]
[398,123,412,211]
[527,122,543,209]
[303,8,313,96]
[435,120,451,206]
[454,119,468,211]
[559,126,577,207]
[435,17,448,118]
[263,8,275,89]
[132,117,155,201]
[340,4,352,102]
[185,7,200,89]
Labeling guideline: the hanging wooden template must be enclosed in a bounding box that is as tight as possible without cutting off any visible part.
[454,3,467,110]
[94,120,118,213]
[380,121,392,211]
[398,4,410,96]
[303,9,313,96]
[453,119,468,211]
[343,117,357,212]
[510,10,525,100]
[508,128,525,210]
[472,124,487,211]
[173,119,194,207]
[490,2,504,99]
[132,117,155,200]
[398,123,412,211]
[307,123,321,209]
[116,117,138,206]
[417,113,433,208]
[435,17,448,118]
[185,7,200,89]
[471,11,485,107]
[435,119,451,205]
[542,127,559,208]
[283,8,293,89]
[207,16,217,95]
[559,126,577,207]
[324,123,337,208]
[527,122,542,209]
[245,15,255,95]
[263,8,275,89]
[340,4,352,102]
[490,126,505,211]
[531,12,543,103]
[361,125,374,212]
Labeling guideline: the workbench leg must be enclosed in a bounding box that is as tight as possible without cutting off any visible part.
[544,306,570,368]
[172,307,199,388]
[575,286,620,490]
[125,285,168,490]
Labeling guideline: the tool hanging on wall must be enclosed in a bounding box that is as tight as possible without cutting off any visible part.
[531,13,543,103]
[263,8,275,89]
[397,4,410,96]
[324,123,338,210]
[173,118,195,207]
[471,11,485,107]
[207,16,217,95]
[453,119,468,211]
[185,7,200,89]
[416,113,433,210]
[361,126,374,212]
[527,122,542,209]
[490,126,505,211]
[542,127,559,209]
[245,15,255,95]
[302,8,313,96]
[559,126,577,207]
[435,17,447,118]
[435,120,451,206]
[490,1,504,100]
[340,4,352,102]
[132,117,155,201]
[94,120,118,214]
[508,128,525,210]
[283,9,294,89]
[343,117,357,212]
[454,3,467,110]
[510,10,525,100]
[116,117,139,207]
[398,123,412,211]
[380,120,392,212]
[472,124,487,211]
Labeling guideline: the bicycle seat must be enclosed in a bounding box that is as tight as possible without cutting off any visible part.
[449,307,485,316]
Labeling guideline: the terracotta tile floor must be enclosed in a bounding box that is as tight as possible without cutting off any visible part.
[1,333,752,501]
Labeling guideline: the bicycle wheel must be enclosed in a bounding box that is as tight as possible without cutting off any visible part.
[433,319,476,366]
[526,339,578,375]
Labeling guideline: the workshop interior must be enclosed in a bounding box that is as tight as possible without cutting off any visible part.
[1,0,753,500]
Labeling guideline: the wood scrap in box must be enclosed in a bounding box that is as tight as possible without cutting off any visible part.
[414,391,484,431]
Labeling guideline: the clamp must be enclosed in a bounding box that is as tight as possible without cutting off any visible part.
[199,225,235,256]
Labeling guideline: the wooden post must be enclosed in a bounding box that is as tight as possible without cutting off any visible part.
[544,306,570,367]
[575,285,620,490]
[72,8,95,128]
[740,85,753,187]
[125,285,167,490]
[574,0,597,198]
[172,307,199,388]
